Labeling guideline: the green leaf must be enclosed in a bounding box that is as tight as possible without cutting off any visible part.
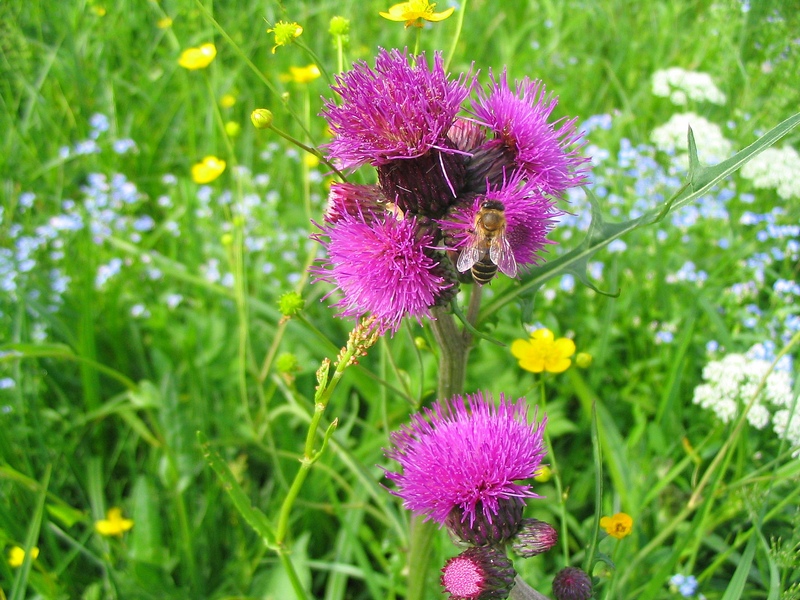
[0,342,137,390]
[196,431,276,544]
[9,465,50,600]
[719,534,757,600]
[481,111,800,321]
[0,464,84,527]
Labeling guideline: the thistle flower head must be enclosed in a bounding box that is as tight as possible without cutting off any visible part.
[445,498,525,546]
[470,71,589,196]
[322,48,474,170]
[323,182,389,224]
[440,171,561,270]
[440,546,516,600]
[312,209,455,333]
[384,392,547,526]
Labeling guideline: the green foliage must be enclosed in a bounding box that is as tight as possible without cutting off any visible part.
[2,0,799,599]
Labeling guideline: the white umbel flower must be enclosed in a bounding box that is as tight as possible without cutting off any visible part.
[692,347,797,446]
[740,146,800,200]
[652,67,727,106]
[651,113,732,167]
[772,409,800,458]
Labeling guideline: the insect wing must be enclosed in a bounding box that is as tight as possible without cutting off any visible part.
[489,233,517,277]
[457,241,485,272]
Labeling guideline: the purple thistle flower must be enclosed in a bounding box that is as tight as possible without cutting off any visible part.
[322,48,474,169]
[312,209,455,333]
[384,392,547,527]
[469,71,590,196]
[440,171,562,273]
[322,48,475,217]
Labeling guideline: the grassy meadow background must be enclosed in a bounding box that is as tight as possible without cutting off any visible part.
[2,0,799,598]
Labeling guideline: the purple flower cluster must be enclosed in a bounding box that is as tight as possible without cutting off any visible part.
[314,48,588,333]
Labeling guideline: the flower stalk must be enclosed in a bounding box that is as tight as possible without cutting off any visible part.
[407,308,471,600]
[272,318,379,598]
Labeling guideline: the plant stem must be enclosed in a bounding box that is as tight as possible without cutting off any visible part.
[407,307,472,600]
[510,576,551,600]
[429,306,470,399]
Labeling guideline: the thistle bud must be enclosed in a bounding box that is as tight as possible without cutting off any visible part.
[552,567,593,600]
[441,546,516,600]
[510,519,558,558]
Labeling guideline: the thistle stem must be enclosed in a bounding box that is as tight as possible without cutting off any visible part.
[407,307,472,600]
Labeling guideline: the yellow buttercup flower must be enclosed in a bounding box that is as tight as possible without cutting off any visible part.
[220,93,237,108]
[191,156,226,184]
[156,17,173,29]
[281,64,321,84]
[511,328,576,374]
[8,545,39,567]
[178,43,217,70]
[380,0,455,28]
[95,507,134,537]
[600,512,633,540]
[267,21,303,53]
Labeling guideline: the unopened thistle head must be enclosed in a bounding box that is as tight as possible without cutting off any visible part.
[440,546,516,600]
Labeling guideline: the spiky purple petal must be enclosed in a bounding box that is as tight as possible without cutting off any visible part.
[312,209,453,333]
[440,171,562,270]
[384,392,547,526]
[322,48,475,169]
[470,71,590,196]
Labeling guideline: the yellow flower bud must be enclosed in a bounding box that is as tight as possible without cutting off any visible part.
[533,465,552,483]
[250,109,273,130]
[267,21,303,53]
[303,153,320,168]
[94,507,134,537]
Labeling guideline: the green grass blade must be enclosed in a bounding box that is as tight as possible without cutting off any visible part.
[9,465,51,600]
[196,431,276,544]
[719,533,757,600]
